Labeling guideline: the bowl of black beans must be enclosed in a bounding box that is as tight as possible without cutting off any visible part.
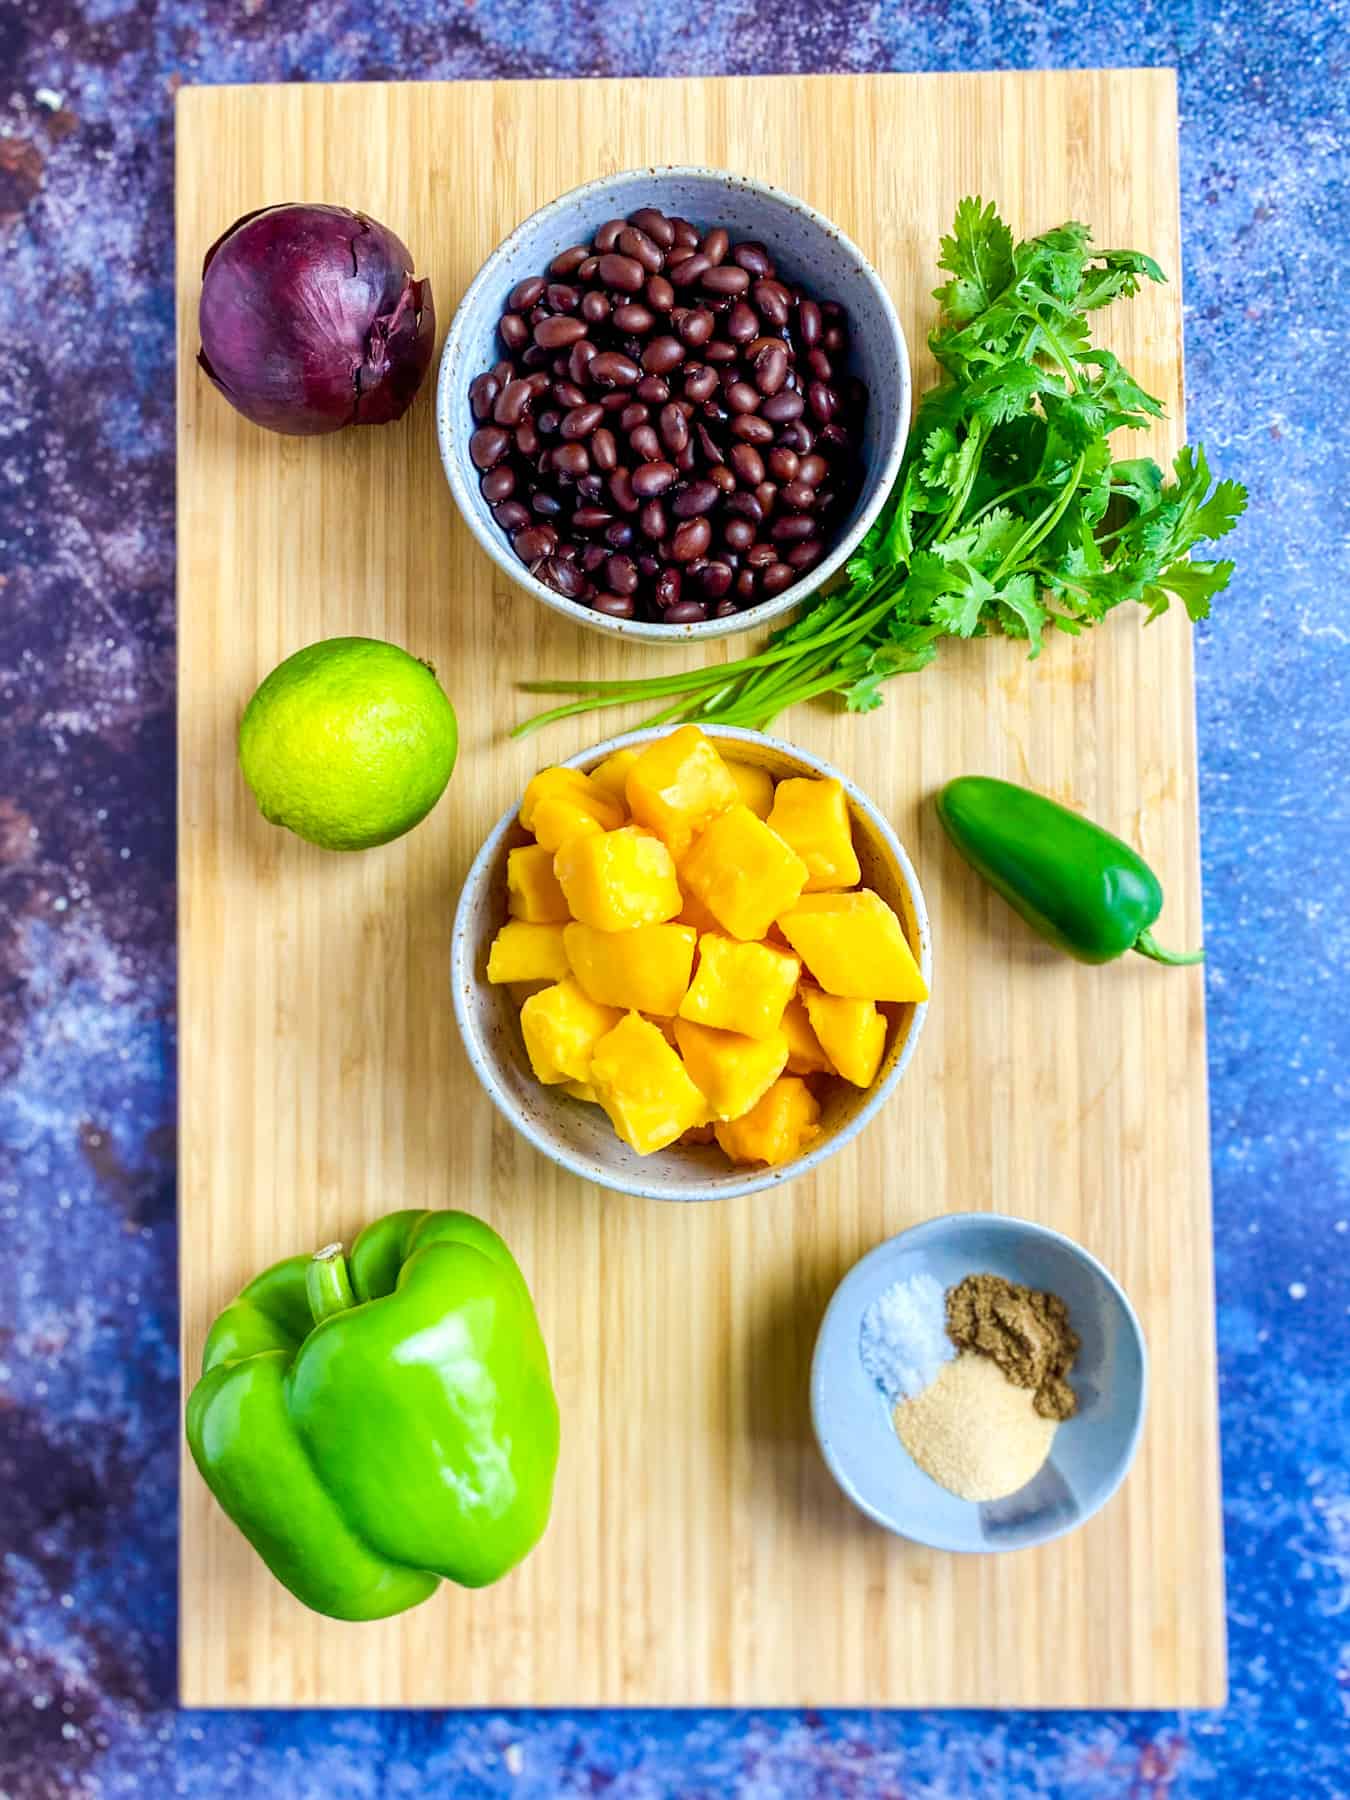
[438,168,910,640]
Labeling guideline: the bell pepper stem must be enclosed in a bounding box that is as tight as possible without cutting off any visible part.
[306,1243,357,1325]
[1133,929,1205,967]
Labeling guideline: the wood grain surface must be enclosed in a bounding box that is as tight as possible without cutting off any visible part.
[176,69,1226,1708]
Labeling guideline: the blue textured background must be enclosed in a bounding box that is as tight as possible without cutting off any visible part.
[1,0,1347,1793]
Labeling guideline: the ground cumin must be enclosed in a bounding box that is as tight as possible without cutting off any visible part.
[945,1272,1080,1420]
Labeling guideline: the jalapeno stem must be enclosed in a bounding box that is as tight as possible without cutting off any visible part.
[306,1242,356,1324]
[1133,930,1205,967]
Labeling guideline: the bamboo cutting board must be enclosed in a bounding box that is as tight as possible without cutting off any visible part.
[176,70,1226,1708]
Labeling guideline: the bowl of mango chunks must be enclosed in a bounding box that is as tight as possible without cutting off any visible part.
[451,724,932,1201]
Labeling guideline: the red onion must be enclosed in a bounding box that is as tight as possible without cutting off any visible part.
[197,204,435,436]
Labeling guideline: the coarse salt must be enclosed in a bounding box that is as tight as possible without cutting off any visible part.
[859,1271,954,1403]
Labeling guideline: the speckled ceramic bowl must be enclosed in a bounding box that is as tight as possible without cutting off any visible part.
[450,726,931,1201]
[810,1214,1148,1552]
[437,167,910,645]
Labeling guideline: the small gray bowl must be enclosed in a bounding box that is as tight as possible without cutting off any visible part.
[811,1214,1148,1552]
[450,726,931,1201]
[437,167,909,645]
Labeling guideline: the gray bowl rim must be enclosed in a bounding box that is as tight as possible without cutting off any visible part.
[809,1211,1150,1553]
[436,164,910,647]
[450,723,931,1201]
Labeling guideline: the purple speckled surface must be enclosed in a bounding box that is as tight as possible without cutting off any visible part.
[1,0,1347,1794]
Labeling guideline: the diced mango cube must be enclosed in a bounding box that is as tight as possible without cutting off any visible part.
[519,978,622,1084]
[554,826,681,932]
[522,766,626,853]
[802,988,887,1087]
[777,890,928,1002]
[564,922,697,1016]
[780,995,835,1075]
[674,1019,789,1121]
[725,759,775,820]
[680,805,809,941]
[486,921,570,984]
[507,843,571,922]
[625,725,739,858]
[678,934,800,1040]
[714,1076,821,1167]
[588,1012,709,1154]
[587,748,640,811]
[767,777,861,892]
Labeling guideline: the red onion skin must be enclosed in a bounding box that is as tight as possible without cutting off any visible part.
[197,204,435,436]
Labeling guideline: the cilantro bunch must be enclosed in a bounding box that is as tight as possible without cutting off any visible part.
[516,199,1247,736]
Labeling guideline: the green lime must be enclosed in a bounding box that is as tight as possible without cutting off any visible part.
[238,637,458,851]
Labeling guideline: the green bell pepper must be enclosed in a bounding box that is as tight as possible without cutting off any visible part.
[186,1208,560,1621]
[936,776,1203,966]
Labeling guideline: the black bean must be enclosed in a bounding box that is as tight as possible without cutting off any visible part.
[553,442,590,477]
[632,460,677,498]
[500,312,530,350]
[781,480,816,510]
[509,275,547,311]
[672,479,720,518]
[577,255,600,281]
[761,561,797,596]
[513,524,557,561]
[581,291,611,325]
[596,252,645,293]
[618,226,664,272]
[767,447,799,482]
[797,453,828,487]
[537,409,562,437]
[669,252,712,289]
[772,514,817,543]
[546,283,580,313]
[726,488,765,524]
[725,381,761,415]
[568,341,597,384]
[515,419,540,458]
[619,402,649,431]
[722,516,755,553]
[594,218,626,252]
[732,414,775,446]
[786,538,825,570]
[670,217,700,248]
[550,245,589,276]
[532,553,590,599]
[481,465,516,502]
[732,242,774,277]
[702,264,750,296]
[605,520,634,548]
[561,403,604,439]
[663,599,709,623]
[729,443,765,487]
[470,372,501,420]
[492,499,530,531]
[797,299,822,347]
[753,345,789,396]
[704,340,737,365]
[533,315,584,350]
[684,365,718,405]
[823,323,848,354]
[629,423,663,461]
[532,491,562,517]
[606,553,639,595]
[702,227,729,265]
[806,348,833,382]
[726,302,759,344]
[709,463,736,493]
[589,350,642,387]
[591,427,618,471]
[580,542,610,573]
[677,308,715,347]
[736,567,759,599]
[699,560,735,600]
[817,423,851,454]
[551,380,587,409]
[470,426,510,469]
[752,279,791,325]
[593,592,635,618]
[646,275,676,311]
[659,404,690,454]
[636,374,670,404]
[573,506,614,530]
[780,420,815,453]
[640,499,669,540]
[630,208,675,247]
[746,541,777,568]
[613,303,655,334]
[696,423,726,464]
[642,336,685,375]
[654,567,682,607]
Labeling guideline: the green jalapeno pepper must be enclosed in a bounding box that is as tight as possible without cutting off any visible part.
[935,776,1203,966]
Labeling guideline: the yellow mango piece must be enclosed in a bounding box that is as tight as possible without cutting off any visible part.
[519,978,622,1085]
[554,826,681,932]
[507,843,571,922]
[678,933,800,1040]
[564,922,697,1016]
[725,759,775,820]
[587,747,640,811]
[522,766,626,853]
[777,890,928,1003]
[625,725,739,858]
[802,988,887,1087]
[562,1079,600,1103]
[767,777,862,892]
[589,1012,709,1154]
[714,1076,822,1167]
[781,995,835,1076]
[680,805,809,941]
[486,921,570,985]
[674,1019,789,1121]
[677,888,722,937]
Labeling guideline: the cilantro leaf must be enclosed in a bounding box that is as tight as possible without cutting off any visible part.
[935,197,1015,324]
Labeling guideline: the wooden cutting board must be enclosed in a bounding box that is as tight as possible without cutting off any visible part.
[176,69,1226,1709]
